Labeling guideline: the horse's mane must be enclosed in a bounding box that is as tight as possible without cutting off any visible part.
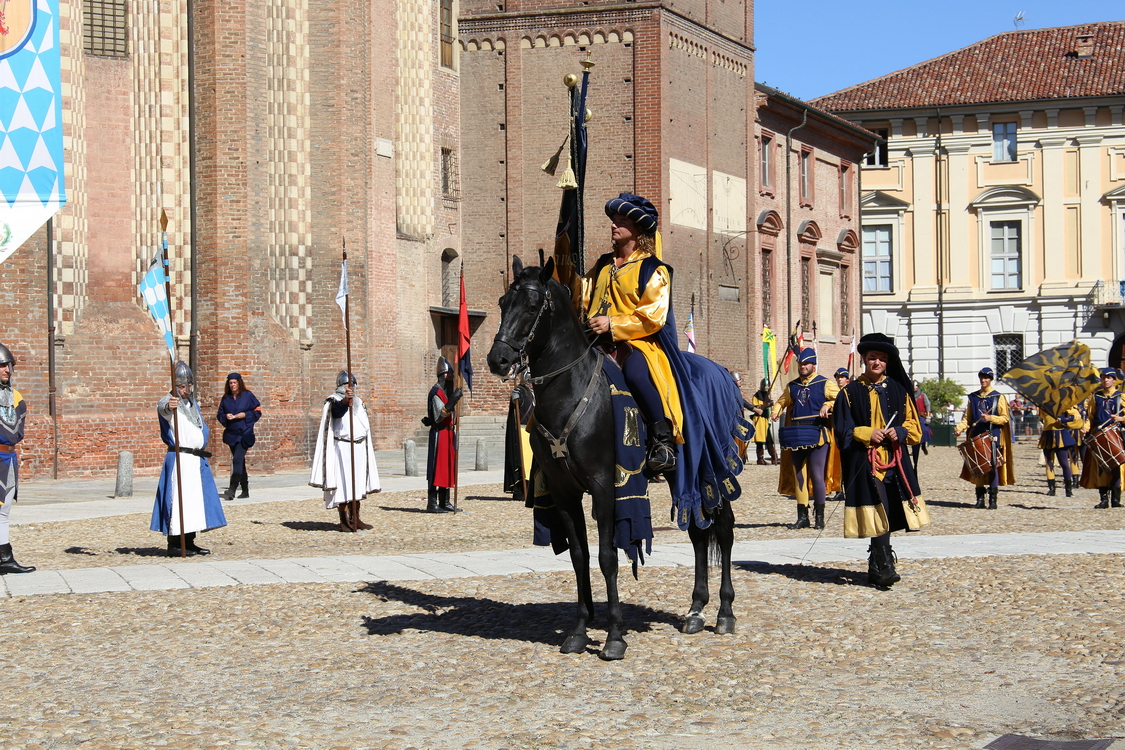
[517,264,585,334]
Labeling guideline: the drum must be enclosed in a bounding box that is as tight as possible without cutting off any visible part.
[1086,428,1125,473]
[958,433,998,478]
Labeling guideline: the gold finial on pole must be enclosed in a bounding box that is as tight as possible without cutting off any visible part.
[563,73,579,88]
[580,52,595,71]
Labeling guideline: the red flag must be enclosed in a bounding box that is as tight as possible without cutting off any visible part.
[782,322,802,374]
[458,274,473,392]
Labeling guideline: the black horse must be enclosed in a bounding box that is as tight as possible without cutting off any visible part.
[487,257,737,660]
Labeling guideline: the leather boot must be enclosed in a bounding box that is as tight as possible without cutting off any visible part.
[237,473,249,499]
[224,474,238,501]
[0,543,35,574]
[1113,488,1122,508]
[646,420,677,472]
[769,445,780,465]
[438,488,461,513]
[353,501,373,529]
[756,445,766,466]
[167,534,198,557]
[185,532,210,555]
[987,487,998,510]
[867,543,900,588]
[426,487,447,514]
[813,504,825,530]
[1096,489,1110,509]
[974,487,986,509]
[788,504,810,530]
[338,504,356,531]
[1046,479,1056,497]
[1064,477,1074,498]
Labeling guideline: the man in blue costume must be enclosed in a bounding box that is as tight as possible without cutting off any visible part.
[955,367,1014,509]
[773,349,839,530]
[151,361,228,556]
[0,343,34,574]
[1080,368,1125,509]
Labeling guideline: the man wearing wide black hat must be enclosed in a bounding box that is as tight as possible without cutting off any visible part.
[834,333,930,589]
[955,366,1015,509]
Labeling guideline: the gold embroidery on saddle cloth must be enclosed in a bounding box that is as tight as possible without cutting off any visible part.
[615,463,644,488]
[621,406,641,447]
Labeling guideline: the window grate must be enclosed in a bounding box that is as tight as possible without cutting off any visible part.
[84,0,128,57]
[994,334,1023,377]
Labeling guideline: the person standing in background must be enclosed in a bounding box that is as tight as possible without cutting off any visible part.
[217,372,261,500]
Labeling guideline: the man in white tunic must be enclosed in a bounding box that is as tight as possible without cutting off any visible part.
[150,362,228,556]
[310,371,380,531]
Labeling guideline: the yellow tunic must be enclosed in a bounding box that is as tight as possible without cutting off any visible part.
[1079,389,1125,490]
[775,371,842,501]
[955,386,1016,487]
[562,248,685,442]
[750,393,771,443]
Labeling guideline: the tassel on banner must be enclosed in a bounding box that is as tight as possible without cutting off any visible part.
[556,152,578,189]
[541,136,568,176]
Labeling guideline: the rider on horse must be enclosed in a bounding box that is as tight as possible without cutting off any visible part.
[554,192,680,473]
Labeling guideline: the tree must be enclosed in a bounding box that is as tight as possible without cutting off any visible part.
[920,377,965,424]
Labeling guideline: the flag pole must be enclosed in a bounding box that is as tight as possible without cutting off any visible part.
[343,241,357,531]
[162,221,187,559]
[452,271,464,510]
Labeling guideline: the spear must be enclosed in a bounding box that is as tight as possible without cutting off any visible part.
[342,241,358,531]
[160,212,187,557]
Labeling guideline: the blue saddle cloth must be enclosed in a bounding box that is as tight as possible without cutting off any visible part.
[528,356,653,566]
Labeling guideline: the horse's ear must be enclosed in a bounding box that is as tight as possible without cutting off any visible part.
[512,255,524,277]
[541,257,555,283]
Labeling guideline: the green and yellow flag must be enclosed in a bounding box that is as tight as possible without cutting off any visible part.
[1000,340,1102,419]
[762,326,777,387]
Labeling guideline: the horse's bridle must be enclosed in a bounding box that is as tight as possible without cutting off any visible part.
[494,284,594,385]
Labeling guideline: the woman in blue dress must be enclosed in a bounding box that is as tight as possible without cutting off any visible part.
[217,372,262,500]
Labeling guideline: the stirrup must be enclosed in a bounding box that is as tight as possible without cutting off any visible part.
[646,442,676,472]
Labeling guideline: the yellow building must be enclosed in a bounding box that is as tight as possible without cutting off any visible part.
[813,22,1125,385]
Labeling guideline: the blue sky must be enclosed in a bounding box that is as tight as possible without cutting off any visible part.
[754,2,1124,101]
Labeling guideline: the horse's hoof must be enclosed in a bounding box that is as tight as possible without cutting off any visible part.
[682,612,706,635]
[715,616,737,635]
[560,634,591,654]
[598,640,627,661]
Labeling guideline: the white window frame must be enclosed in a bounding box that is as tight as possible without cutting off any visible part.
[760,133,773,190]
[992,122,1017,163]
[862,224,894,293]
[989,220,1022,290]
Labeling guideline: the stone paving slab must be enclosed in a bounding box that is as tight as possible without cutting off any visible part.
[4,529,1125,598]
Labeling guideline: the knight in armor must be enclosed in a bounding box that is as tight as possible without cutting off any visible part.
[556,192,679,474]
[749,378,778,465]
[427,357,463,513]
[772,348,840,530]
[309,371,381,530]
[834,333,930,589]
[150,361,228,556]
[1080,368,1124,508]
[1040,404,1084,498]
[0,344,33,574]
[954,367,1015,509]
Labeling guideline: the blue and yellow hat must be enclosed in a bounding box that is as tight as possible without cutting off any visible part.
[1101,367,1121,380]
[605,193,658,234]
[798,348,817,364]
[834,367,849,378]
[978,367,995,379]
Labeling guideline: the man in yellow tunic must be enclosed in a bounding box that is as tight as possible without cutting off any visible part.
[954,367,1014,509]
[556,192,681,472]
[1079,368,1125,508]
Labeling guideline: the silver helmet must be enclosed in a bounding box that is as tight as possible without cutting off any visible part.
[437,357,453,378]
[336,370,357,387]
[0,343,13,368]
[174,361,194,385]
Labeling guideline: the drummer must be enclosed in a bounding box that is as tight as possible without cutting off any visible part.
[1079,368,1125,509]
[1039,404,1084,498]
[954,367,1015,509]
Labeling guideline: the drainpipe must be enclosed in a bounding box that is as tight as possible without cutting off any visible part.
[46,218,58,479]
[187,0,199,383]
[785,108,808,337]
[935,107,945,381]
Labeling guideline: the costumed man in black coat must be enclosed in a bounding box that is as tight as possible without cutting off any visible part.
[834,333,931,589]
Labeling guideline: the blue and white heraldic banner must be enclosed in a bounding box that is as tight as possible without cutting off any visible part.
[0,0,64,265]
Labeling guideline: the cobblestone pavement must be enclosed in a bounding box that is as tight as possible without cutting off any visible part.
[2,443,1124,749]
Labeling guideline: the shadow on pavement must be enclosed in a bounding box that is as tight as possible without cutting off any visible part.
[358,581,681,646]
[280,521,342,532]
[114,546,169,558]
[735,560,868,587]
[375,506,430,514]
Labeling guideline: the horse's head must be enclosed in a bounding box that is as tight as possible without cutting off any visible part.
[488,255,557,378]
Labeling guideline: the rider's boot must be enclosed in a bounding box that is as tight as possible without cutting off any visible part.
[813,504,825,530]
[646,420,677,473]
[1046,479,1056,497]
[788,504,810,530]
[1096,488,1110,509]
[974,486,986,509]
